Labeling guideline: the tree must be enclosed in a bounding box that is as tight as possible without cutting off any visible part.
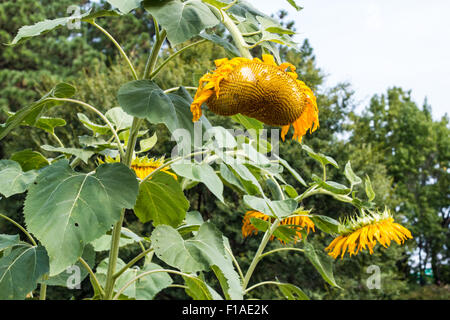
[350,87,450,285]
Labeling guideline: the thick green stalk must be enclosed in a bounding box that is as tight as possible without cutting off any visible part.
[103,26,168,299]
[221,10,252,59]
[242,219,280,290]
[143,29,167,80]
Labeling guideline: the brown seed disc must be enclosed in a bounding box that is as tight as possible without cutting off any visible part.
[205,62,306,126]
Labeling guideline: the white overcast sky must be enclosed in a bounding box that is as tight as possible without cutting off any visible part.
[251,0,450,120]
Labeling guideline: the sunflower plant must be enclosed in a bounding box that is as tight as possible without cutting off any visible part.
[0,0,411,300]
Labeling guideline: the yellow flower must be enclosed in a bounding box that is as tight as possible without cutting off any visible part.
[242,210,315,244]
[190,54,319,142]
[99,155,177,180]
[325,209,412,259]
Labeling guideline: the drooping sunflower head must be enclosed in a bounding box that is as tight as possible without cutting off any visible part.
[325,209,413,259]
[98,155,176,180]
[242,209,315,244]
[190,54,319,142]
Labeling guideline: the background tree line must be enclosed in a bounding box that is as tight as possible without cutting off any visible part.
[0,0,448,299]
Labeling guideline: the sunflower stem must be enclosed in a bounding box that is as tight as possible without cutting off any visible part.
[149,39,208,80]
[46,98,125,160]
[242,218,280,291]
[143,28,167,80]
[221,10,252,59]
[103,21,168,299]
[90,21,138,81]
[0,213,37,246]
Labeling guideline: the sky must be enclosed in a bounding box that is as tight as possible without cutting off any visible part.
[251,0,450,120]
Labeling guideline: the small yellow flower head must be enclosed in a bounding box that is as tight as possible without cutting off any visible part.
[190,54,319,142]
[325,209,413,259]
[242,210,315,244]
[99,155,177,180]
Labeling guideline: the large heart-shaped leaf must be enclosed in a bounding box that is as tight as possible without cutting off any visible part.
[144,0,220,45]
[171,162,224,202]
[151,225,205,273]
[117,80,178,133]
[185,222,243,300]
[0,160,38,197]
[24,160,139,276]
[134,172,189,227]
[43,244,95,287]
[0,244,49,300]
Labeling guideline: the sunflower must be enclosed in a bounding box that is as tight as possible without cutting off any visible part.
[190,54,319,142]
[99,155,177,180]
[325,209,412,259]
[242,210,315,244]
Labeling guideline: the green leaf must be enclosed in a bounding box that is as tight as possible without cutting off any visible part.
[134,262,173,299]
[0,83,75,141]
[304,242,340,288]
[344,161,362,187]
[90,235,135,252]
[218,153,263,195]
[134,172,189,227]
[0,244,49,300]
[201,0,229,9]
[256,16,296,35]
[41,145,95,164]
[0,160,38,197]
[185,222,243,299]
[137,133,157,153]
[365,175,376,201]
[167,89,200,139]
[231,114,264,135]
[171,162,224,202]
[249,218,297,243]
[219,163,246,193]
[183,276,214,300]
[205,126,237,150]
[5,111,66,135]
[310,215,340,234]
[105,107,134,132]
[200,32,240,57]
[10,11,91,45]
[77,113,111,135]
[274,154,307,187]
[10,149,49,172]
[266,179,283,200]
[228,0,267,18]
[244,195,297,218]
[282,184,298,198]
[144,0,220,45]
[0,234,20,252]
[43,244,95,287]
[117,80,178,133]
[286,0,303,11]
[96,258,172,299]
[24,160,139,276]
[312,175,351,195]
[151,225,205,273]
[302,144,339,169]
[277,282,309,300]
[106,0,143,14]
